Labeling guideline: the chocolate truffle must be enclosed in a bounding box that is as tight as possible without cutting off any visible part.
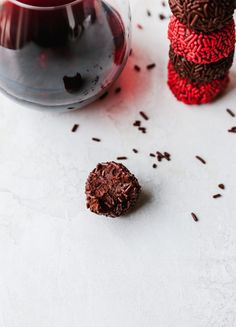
[169,0,235,33]
[169,47,234,83]
[85,162,141,217]
[167,61,229,105]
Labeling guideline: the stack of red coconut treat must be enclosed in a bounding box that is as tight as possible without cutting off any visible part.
[168,0,236,105]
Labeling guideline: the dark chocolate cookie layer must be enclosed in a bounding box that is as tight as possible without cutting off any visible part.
[85,162,141,218]
[169,47,234,83]
[169,0,235,33]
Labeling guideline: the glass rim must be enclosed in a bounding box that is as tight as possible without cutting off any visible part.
[9,0,83,10]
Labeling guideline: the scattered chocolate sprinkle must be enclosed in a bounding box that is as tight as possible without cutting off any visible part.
[218,184,225,190]
[133,149,138,154]
[92,138,101,142]
[140,111,149,121]
[196,156,206,165]
[156,151,165,162]
[159,14,166,20]
[191,212,199,222]
[155,151,172,162]
[138,127,147,134]
[99,91,109,100]
[115,87,122,94]
[162,1,166,6]
[85,161,141,218]
[137,24,143,30]
[117,156,128,161]
[147,63,156,70]
[213,194,222,199]
[71,124,79,132]
[226,108,235,117]
[147,10,151,17]
[133,120,141,127]
[164,152,171,161]
[134,65,141,72]
[153,164,157,169]
[150,153,156,157]
[228,127,236,133]
[67,107,74,110]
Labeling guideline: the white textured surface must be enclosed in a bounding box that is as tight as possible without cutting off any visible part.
[1,1,236,326]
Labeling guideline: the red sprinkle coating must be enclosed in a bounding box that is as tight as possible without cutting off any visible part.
[168,16,235,64]
[167,61,230,105]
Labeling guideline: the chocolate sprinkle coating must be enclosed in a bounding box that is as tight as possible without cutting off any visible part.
[169,47,234,83]
[167,61,230,105]
[169,0,235,33]
[85,162,141,218]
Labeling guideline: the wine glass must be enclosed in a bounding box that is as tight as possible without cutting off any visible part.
[0,0,131,111]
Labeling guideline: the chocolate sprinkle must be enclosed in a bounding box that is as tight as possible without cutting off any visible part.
[196,156,206,165]
[153,164,157,169]
[117,157,128,161]
[218,184,225,190]
[92,138,101,142]
[133,120,141,127]
[228,127,236,133]
[156,152,165,162]
[137,24,143,30]
[150,153,156,157]
[140,111,149,120]
[138,127,147,134]
[71,124,79,133]
[191,212,199,222]
[164,152,171,161]
[134,65,141,72]
[159,14,166,20]
[156,151,172,162]
[226,109,235,117]
[213,194,222,199]
[133,149,138,154]
[85,162,141,217]
[147,63,156,70]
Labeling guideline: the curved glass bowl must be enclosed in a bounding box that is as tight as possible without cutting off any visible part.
[0,0,131,111]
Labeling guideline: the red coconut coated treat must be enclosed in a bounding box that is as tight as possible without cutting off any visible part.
[167,61,230,105]
[168,16,235,64]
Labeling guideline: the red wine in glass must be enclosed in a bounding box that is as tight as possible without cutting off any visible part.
[0,0,130,110]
